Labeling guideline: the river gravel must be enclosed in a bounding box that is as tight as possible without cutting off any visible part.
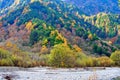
[0,67,120,80]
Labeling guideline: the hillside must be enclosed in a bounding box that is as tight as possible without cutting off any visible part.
[65,0,120,15]
[0,0,120,55]
[0,0,30,15]
[0,0,120,67]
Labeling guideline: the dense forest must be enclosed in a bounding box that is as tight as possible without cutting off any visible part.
[66,0,120,15]
[0,0,120,67]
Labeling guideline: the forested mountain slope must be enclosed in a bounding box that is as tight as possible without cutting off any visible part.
[0,0,120,68]
[0,0,120,56]
[65,0,120,15]
[0,0,30,15]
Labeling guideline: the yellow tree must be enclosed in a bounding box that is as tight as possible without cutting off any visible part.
[110,50,120,66]
[25,21,34,30]
[40,45,49,54]
[88,34,93,40]
[49,44,75,67]
[5,41,20,55]
[42,23,47,29]
[55,30,68,46]
[73,44,82,52]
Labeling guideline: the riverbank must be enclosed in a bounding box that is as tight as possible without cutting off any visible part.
[0,67,120,80]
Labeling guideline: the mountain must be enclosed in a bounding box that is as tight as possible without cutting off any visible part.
[1,0,119,15]
[0,0,30,15]
[65,0,120,15]
[0,0,14,9]
[0,0,120,68]
[0,0,120,56]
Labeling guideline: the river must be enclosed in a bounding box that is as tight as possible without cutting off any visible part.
[0,67,120,80]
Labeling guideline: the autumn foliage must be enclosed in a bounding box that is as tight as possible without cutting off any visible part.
[110,50,120,66]
[49,44,76,67]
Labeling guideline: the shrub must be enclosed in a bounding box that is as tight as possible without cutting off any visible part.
[85,57,93,67]
[92,57,99,66]
[97,56,114,67]
[0,58,14,66]
[11,55,23,67]
[75,52,93,67]
[49,44,76,67]
[39,54,49,66]
[0,49,14,66]
[0,48,11,59]
[11,52,33,68]
[110,50,120,66]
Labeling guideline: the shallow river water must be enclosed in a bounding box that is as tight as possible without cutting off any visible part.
[0,67,120,80]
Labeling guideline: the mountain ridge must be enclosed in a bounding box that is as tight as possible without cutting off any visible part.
[0,0,120,56]
[65,0,120,15]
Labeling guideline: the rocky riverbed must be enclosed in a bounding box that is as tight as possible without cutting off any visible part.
[0,67,120,80]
